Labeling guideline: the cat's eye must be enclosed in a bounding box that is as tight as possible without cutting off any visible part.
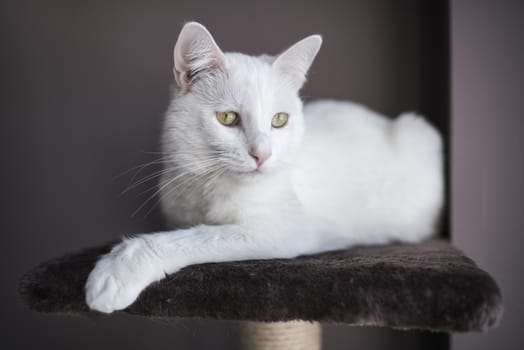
[272,112,289,128]
[216,111,239,126]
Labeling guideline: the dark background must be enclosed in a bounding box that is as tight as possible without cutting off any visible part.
[451,1,524,349]
[0,0,522,349]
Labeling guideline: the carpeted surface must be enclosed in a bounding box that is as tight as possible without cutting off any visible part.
[18,240,502,332]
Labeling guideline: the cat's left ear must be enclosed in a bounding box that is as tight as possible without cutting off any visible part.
[173,22,226,93]
[273,35,322,91]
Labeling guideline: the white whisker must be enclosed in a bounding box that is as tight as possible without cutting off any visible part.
[141,164,226,217]
[132,158,228,217]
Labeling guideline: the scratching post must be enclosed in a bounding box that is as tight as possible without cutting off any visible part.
[18,239,502,347]
[239,321,321,350]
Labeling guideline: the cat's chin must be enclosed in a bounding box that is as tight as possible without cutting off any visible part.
[234,168,266,181]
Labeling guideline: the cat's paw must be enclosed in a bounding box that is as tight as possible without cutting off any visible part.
[85,238,164,313]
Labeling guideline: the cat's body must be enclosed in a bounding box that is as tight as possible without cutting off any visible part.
[85,23,443,313]
[161,99,442,250]
[296,101,442,247]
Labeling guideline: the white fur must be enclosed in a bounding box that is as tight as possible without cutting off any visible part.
[85,22,443,313]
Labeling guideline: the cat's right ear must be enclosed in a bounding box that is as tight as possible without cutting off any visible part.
[173,22,226,93]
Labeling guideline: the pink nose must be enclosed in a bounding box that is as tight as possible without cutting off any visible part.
[249,148,271,168]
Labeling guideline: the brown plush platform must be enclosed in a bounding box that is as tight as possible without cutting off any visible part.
[18,240,502,332]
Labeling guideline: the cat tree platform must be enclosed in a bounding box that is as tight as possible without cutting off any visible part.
[19,240,502,349]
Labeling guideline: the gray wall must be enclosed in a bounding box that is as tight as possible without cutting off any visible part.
[451,1,524,349]
[1,1,448,349]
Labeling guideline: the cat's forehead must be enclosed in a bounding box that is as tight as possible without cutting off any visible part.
[223,53,295,107]
[225,53,275,81]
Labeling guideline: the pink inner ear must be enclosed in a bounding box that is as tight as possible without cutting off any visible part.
[173,67,190,93]
[173,23,227,94]
[173,40,192,93]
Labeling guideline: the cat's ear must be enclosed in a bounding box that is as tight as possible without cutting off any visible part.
[273,35,322,91]
[173,22,226,93]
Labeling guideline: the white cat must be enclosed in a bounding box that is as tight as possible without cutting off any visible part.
[85,22,443,313]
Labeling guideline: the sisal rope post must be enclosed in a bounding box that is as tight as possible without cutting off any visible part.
[239,320,321,350]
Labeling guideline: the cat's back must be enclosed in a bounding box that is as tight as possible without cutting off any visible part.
[303,99,389,131]
[293,99,444,248]
[301,100,393,155]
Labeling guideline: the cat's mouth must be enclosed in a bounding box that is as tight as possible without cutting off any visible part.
[236,168,264,179]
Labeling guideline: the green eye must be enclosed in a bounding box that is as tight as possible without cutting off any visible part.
[216,111,239,126]
[272,112,289,128]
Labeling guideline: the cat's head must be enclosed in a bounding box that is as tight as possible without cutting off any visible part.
[164,22,321,181]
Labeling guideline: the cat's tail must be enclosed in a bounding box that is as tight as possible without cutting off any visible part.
[391,112,445,241]
[393,112,443,155]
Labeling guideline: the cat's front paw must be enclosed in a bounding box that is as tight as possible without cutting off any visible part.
[85,238,164,313]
